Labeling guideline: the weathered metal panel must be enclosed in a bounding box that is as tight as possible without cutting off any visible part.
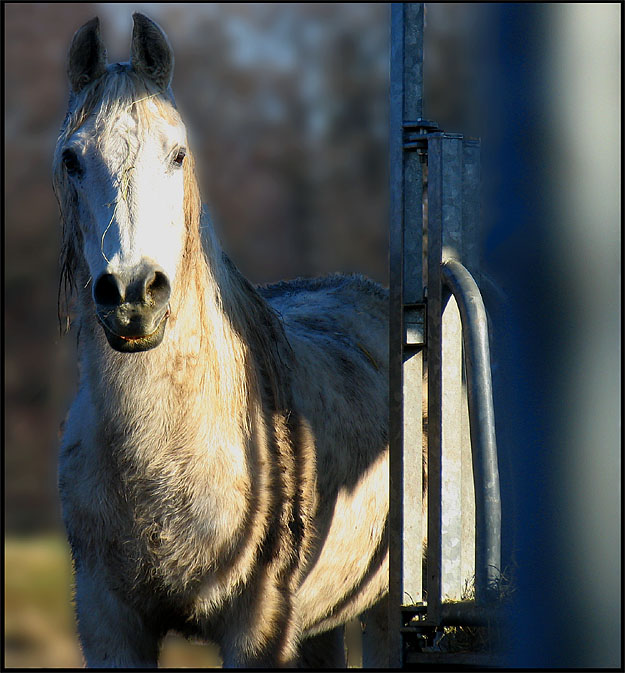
[460,364,476,595]
[402,349,423,603]
[441,295,464,600]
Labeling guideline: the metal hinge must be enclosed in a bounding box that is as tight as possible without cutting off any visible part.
[403,118,441,157]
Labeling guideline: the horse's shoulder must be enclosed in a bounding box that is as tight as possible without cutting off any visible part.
[260,274,388,379]
[259,273,388,317]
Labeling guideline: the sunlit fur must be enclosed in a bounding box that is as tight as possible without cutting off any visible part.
[55,17,389,669]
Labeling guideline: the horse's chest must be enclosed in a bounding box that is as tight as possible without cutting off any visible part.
[61,429,250,618]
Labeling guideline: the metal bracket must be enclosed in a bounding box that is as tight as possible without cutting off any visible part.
[404,303,426,346]
[403,119,442,157]
[403,118,441,135]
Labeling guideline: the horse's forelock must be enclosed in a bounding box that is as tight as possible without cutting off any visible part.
[60,68,178,146]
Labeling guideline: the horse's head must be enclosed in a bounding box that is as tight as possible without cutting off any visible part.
[53,14,200,353]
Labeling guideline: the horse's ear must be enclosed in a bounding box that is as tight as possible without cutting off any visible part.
[68,17,107,94]
[130,13,174,91]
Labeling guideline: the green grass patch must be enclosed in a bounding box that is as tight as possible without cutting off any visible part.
[5,534,81,668]
[4,533,221,668]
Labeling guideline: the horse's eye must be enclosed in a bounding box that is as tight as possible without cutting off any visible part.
[62,149,82,177]
[172,148,186,168]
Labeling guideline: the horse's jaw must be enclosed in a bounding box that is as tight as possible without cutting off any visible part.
[97,309,170,353]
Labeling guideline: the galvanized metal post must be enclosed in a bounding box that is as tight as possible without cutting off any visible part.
[389,3,425,667]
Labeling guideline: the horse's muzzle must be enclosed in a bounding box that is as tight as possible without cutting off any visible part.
[93,262,171,353]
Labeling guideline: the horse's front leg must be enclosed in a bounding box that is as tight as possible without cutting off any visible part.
[74,566,160,668]
[218,574,301,668]
[361,594,389,668]
[299,626,347,668]
[219,616,301,669]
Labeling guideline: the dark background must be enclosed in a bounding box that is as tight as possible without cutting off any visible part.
[4,3,620,668]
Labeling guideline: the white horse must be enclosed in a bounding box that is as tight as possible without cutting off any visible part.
[54,14,389,668]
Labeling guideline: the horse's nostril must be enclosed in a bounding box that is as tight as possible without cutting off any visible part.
[94,266,170,310]
[94,273,123,306]
[146,270,171,306]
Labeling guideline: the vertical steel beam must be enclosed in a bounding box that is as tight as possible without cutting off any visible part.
[402,2,424,304]
[389,3,425,667]
[402,3,424,118]
[388,5,406,665]
[460,138,481,590]
[461,139,481,283]
[425,133,443,626]
[401,1,425,611]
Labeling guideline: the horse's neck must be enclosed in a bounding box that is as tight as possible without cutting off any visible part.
[79,254,254,454]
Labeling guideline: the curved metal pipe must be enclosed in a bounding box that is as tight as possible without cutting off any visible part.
[441,258,501,603]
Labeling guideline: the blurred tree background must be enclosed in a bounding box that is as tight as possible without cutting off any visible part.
[4,2,476,667]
